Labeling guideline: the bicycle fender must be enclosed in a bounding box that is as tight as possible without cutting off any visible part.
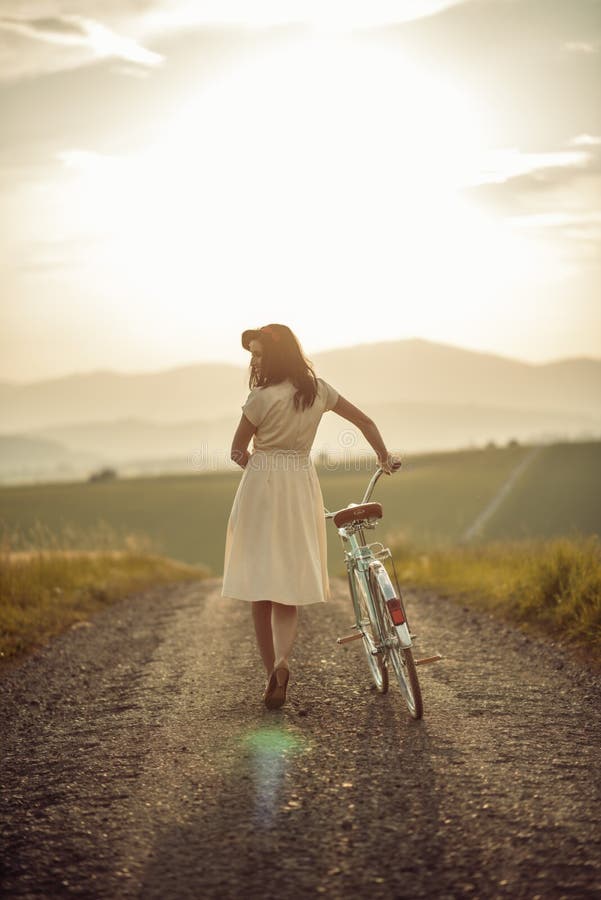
[369,561,413,649]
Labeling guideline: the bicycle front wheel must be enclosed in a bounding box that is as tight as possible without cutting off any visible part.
[351,569,388,694]
[370,570,423,719]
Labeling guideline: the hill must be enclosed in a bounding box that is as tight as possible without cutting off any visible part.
[0,364,248,432]
[1,339,599,431]
[315,340,601,417]
[1,339,599,483]
[1,398,596,485]
[0,434,98,484]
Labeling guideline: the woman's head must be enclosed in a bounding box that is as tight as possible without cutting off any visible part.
[241,324,318,410]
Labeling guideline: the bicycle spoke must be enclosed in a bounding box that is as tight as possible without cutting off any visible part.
[351,568,388,694]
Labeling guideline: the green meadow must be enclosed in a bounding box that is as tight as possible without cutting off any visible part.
[475,442,601,541]
[1,441,600,663]
[2,442,599,574]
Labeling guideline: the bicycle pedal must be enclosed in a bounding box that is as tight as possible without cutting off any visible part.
[414,654,443,666]
[337,632,363,645]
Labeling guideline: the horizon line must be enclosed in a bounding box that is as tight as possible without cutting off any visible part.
[2,336,600,386]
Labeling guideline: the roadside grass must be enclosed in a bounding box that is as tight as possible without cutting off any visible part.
[389,536,601,663]
[0,523,209,666]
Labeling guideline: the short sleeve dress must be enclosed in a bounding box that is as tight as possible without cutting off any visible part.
[221,377,340,606]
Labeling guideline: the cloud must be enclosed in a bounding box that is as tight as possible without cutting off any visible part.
[57,148,119,170]
[571,134,601,147]
[110,63,154,79]
[146,0,471,30]
[0,0,472,81]
[0,12,163,75]
[11,234,103,274]
[507,212,601,259]
[6,16,89,38]
[463,142,601,223]
[469,148,591,187]
[564,41,599,54]
[508,211,601,230]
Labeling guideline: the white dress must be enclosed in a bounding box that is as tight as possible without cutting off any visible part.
[221,377,340,606]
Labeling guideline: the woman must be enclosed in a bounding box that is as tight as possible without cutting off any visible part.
[221,324,400,710]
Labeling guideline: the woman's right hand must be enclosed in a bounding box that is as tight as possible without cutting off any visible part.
[378,453,402,475]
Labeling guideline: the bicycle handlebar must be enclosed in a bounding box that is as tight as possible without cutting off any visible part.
[324,464,397,519]
[361,466,385,504]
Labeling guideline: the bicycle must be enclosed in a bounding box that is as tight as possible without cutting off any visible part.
[325,466,441,719]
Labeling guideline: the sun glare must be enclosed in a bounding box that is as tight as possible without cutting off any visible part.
[50,33,561,355]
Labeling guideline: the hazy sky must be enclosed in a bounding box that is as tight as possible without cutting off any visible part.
[1,0,600,383]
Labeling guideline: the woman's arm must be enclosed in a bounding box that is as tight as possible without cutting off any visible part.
[230,414,257,469]
[331,395,401,474]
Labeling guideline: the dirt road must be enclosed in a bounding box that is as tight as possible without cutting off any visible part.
[1,578,600,899]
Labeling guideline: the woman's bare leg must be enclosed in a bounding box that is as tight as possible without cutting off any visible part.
[271,602,298,669]
[252,601,275,674]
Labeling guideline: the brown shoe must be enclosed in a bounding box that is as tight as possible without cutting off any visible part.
[264,663,289,710]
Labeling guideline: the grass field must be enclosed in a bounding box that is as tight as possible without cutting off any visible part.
[0,472,238,574]
[0,523,208,664]
[322,443,531,568]
[1,442,599,664]
[478,442,601,541]
[390,536,601,663]
[1,442,599,574]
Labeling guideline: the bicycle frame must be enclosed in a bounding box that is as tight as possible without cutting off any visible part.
[325,468,413,652]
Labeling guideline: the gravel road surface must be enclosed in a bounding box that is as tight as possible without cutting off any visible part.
[1,578,600,899]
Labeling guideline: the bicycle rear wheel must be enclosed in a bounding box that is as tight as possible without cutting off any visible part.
[351,568,388,694]
[370,570,423,719]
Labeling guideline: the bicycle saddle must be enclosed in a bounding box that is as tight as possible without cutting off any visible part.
[333,502,383,528]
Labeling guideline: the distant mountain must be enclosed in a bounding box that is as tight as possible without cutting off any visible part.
[0,399,596,485]
[1,340,599,435]
[0,364,249,432]
[312,340,601,418]
[33,401,594,461]
[1,340,599,483]
[0,434,98,484]
[314,399,600,456]
[0,434,71,463]
[36,417,236,465]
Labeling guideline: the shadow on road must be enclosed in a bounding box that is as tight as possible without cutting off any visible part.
[138,689,459,899]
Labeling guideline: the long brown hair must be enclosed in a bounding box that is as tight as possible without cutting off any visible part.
[244,324,318,410]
